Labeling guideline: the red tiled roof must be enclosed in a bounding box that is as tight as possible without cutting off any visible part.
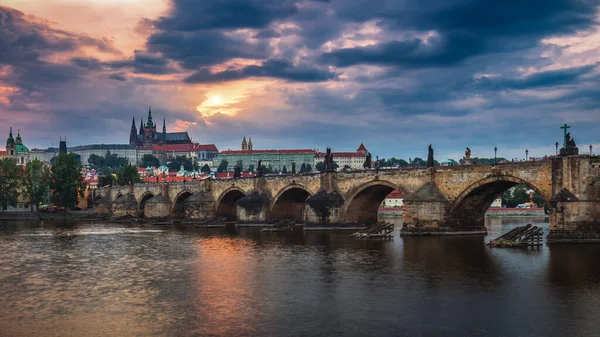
[386,190,405,199]
[151,143,219,152]
[357,143,367,151]
[220,149,317,155]
[315,152,366,158]
[0,150,6,155]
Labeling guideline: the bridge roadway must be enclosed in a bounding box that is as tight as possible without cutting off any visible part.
[94,155,600,241]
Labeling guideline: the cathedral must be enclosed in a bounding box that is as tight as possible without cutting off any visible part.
[129,107,192,147]
[3,127,30,165]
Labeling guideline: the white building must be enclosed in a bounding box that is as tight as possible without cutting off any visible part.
[314,143,368,170]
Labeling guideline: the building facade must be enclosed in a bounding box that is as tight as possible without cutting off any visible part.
[218,137,315,171]
[314,143,368,170]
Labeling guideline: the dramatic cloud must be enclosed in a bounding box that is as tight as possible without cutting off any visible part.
[0,0,599,160]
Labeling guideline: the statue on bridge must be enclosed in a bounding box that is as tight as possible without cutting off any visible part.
[291,161,296,174]
[324,147,335,172]
[427,144,434,168]
[233,165,242,178]
[363,152,372,169]
[465,147,471,160]
[256,160,265,177]
[560,132,579,156]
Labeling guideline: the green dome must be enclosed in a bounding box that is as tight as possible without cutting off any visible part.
[15,144,29,153]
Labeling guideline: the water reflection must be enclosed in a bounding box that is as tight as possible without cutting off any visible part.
[1,218,600,336]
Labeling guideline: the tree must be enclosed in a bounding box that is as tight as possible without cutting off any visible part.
[88,154,105,167]
[141,154,160,168]
[0,158,21,211]
[300,163,307,173]
[502,185,530,208]
[99,174,116,187]
[247,164,255,173]
[217,159,228,173]
[305,164,312,172]
[117,164,141,185]
[23,160,51,211]
[51,153,86,210]
[315,162,325,172]
[282,165,288,173]
[236,160,244,171]
[201,164,211,174]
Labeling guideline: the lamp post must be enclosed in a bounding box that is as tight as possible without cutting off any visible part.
[494,146,497,165]
[555,141,559,155]
[590,144,593,156]
[525,149,529,161]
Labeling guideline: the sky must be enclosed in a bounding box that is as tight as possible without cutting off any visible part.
[1,0,599,161]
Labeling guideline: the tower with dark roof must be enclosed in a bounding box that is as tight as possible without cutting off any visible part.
[248,137,253,151]
[59,137,67,154]
[129,116,138,146]
[139,118,144,135]
[6,127,15,157]
[143,106,157,147]
[241,136,248,151]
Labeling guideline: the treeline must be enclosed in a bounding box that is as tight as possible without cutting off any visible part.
[216,160,314,174]
[502,185,546,208]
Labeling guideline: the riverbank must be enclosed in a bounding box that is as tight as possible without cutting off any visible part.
[485,207,547,217]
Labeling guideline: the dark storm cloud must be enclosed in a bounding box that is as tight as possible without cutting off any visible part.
[184,58,337,83]
[321,33,484,68]
[320,0,598,68]
[154,0,298,31]
[474,65,598,91]
[71,51,176,75]
[146,30,269,68]
[0,6,117,93]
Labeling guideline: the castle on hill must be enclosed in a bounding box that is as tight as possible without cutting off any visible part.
[129,107,192,147]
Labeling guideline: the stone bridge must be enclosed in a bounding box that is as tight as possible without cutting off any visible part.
[94,155,600,240]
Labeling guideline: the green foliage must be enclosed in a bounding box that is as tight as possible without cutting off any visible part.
[247,164,255,173]
[502,185,531,208]
[236,160,244,171]
[315,162,324,172]
[104,150,128,168]
[88,154,105,167]
[167,155,194,172]
[282,165,288,173]
[217,159,228,173]
[117,164,141,185]
[141,154,160,168]
[51,153,86,210]
[300,163,307,173]
[99,174,116,187]
[201,164,212,174]
[23,160,51,211]
[0,158,21,210]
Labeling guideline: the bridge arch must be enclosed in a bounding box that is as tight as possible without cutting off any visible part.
[216,187,247,220]
[446,175,550,229]
[342,180,408,224]
[114,192,123,201]
[270,184,314,222]
[172,190,193,218]
[138,192,155,217]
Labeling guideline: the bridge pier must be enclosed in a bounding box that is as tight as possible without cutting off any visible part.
[185,192,215,219]
[236,191,270,224]
[547,156,600,243]
[112,193,137,217]
[144,194,171,218]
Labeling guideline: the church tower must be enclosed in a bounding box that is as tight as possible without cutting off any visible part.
[143,106,157,147]
[248,137,253,151]
[129,116,138,146]
[6,127,15,157]
[241,136,248,151]
[139,118,144,136]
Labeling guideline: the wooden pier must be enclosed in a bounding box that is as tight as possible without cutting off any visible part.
[488,224,543,247]
[350,222,395,238]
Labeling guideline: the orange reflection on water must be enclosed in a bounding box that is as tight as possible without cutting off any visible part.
[191,237,264,336]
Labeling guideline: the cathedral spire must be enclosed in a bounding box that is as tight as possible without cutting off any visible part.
[242,136,247,150]
[130,116,138,146]
[162,117,166,134]
[7,127,14,145]
[146,105,154,127]
[248,137,253,151]
[139,118,144,135]
[16,129,22,145]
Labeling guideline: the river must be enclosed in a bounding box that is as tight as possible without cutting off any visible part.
[1,217,599,337]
